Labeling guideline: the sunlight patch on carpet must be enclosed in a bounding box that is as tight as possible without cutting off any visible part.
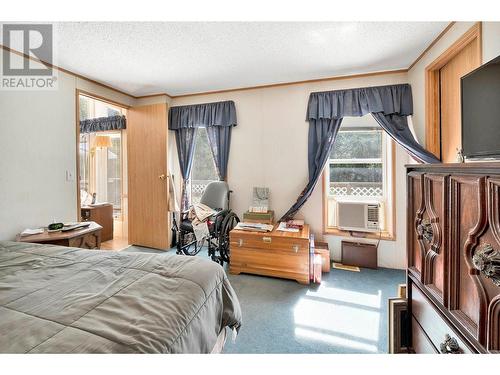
[332,263,360,272]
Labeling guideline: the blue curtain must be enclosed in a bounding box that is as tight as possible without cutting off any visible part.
[280,117,343,221]
[174,128,197,211]
[206,125,232,180]
[169,101,237,209]
[279,84,439,222]
[370,112,437,163]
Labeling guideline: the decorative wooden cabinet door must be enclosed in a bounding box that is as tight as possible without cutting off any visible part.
[483,178,500,351]
[471,177,500,351]
[447,175,500,350]
[407,172,424,279]
[421,174,448,303]
[408,172,448,302]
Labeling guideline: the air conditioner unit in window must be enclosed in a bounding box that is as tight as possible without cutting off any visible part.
[336,200,381,232]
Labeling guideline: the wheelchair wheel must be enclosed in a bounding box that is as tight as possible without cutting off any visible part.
[179,232,204,256]
[217,212,240,264]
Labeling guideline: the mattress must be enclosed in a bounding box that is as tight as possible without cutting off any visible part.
[0,241,242,353]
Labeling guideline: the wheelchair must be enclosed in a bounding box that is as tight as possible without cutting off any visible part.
[174,181,239,266]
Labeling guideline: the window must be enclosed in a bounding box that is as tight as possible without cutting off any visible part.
[79,95,126,218]
[190,127,219,203]
[329,129,384,198]
[324,117,394,238]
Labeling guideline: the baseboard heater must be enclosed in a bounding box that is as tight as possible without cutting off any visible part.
[341,240,378,269]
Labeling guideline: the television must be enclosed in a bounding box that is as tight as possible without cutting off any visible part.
[461,54,500,160]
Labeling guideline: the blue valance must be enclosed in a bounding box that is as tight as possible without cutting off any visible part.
[80,115,126,134]
[168,100,237,130]
[307,83,413,120]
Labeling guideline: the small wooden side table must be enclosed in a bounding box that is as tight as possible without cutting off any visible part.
[16,222,103,249]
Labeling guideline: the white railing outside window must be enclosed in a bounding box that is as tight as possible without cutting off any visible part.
[191,179,217,203]
[329,182,383,198]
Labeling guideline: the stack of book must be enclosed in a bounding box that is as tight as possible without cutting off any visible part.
[242,210,274,224]
[285,219,304,230]
[234,222,274,233]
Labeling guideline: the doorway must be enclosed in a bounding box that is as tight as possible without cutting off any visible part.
[78,93,129,250]
[425,23,482,162]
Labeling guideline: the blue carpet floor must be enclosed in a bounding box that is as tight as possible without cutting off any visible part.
[122,246,405,354]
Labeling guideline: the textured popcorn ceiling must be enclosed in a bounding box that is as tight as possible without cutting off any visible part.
[52,22,449,96]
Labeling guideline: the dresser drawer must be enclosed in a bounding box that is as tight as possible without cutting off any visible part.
[412,316,438,353]
[412,285,473,354]
[230,233,309,254]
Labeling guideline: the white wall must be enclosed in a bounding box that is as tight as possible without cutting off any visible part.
[0,67,77,239]
[171,72,411,269]
[408,22,500,143]
[0,55,137,240]
[6,21,497,266]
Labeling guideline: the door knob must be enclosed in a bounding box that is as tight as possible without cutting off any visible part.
[159,174,167,180]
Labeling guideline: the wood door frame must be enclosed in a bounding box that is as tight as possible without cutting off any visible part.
[75,89,129,222]
[425,22,482,159]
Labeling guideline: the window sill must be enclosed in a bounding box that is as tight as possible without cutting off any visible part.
[323,227,395,241]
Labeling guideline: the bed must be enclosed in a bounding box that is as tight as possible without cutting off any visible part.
[0,241,242,353]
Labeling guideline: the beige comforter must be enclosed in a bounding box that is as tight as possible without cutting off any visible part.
[0,241,241,353]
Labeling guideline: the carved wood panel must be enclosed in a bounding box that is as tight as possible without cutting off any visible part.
[407,164,500,354]
[408,172,424,280]
[422,174,448,303]
[448,175,488,344]
[488,295,500,351]
[484,178,500,350]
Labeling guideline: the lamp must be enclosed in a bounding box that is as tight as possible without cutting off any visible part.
[94,135,112,149]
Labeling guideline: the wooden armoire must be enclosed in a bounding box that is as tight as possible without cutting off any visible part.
[406,163,500,354]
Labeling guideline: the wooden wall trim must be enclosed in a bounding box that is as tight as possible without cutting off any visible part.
[135,93,171,100]
[170,69,409,99]
[408,22,456,71]
[78,89,131,109]
[75,89,81,222]
[425,22,482,72]
[1,44,409,100]
[3,23,463,101]
[424,22,482,159]
[0,44,140,100]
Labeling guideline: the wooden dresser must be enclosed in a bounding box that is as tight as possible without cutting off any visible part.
[229,225,310,284]
[406,163,500,354]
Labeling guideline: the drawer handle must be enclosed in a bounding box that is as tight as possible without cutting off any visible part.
[472,243,500,287]
[416,219,433,243]
[263,237,272,243]
[238,239,243,247]
[292,245,299,253]
[439,334,461,354]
